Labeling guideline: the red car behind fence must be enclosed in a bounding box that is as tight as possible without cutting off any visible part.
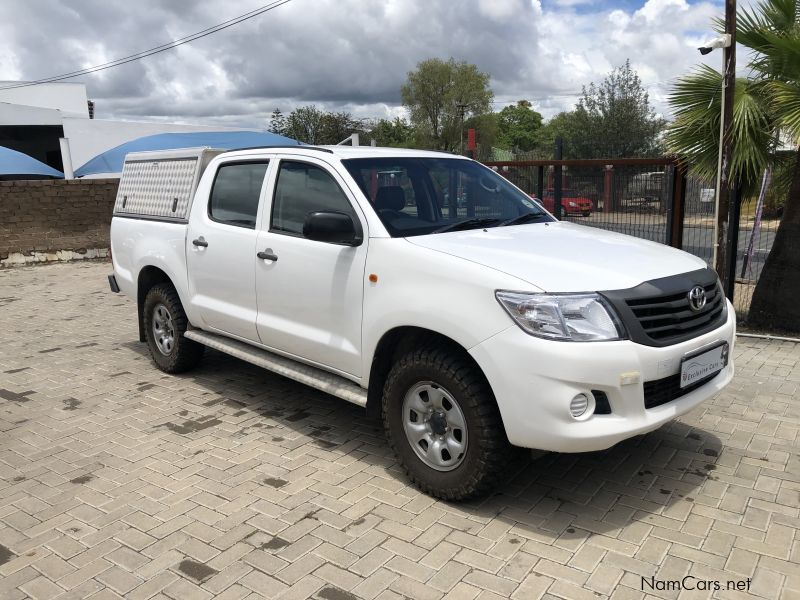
[532,189,594,217]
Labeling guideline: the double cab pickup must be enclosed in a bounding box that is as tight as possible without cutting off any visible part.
[109,145,734,500]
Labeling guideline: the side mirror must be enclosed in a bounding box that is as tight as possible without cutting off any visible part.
[303,211,362,246]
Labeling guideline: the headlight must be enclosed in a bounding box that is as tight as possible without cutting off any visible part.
[568,201,577,207]
[495,291,625,341]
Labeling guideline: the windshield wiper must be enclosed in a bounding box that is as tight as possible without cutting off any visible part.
[433,217,500,234]
[498,212,549,227]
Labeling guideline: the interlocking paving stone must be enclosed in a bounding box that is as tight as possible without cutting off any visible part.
[0,261,798,599]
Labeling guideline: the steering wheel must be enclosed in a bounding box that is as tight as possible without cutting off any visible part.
[479,175,500,193]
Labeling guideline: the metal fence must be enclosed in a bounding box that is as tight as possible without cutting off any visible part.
[732,193,781,320]
[484,159,782,322]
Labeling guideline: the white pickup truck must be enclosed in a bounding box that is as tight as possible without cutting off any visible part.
[109,145,734,500]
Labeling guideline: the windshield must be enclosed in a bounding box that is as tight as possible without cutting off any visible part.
[342,157,554,237]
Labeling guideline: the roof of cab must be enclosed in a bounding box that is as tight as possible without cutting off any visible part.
[219,145,470,161]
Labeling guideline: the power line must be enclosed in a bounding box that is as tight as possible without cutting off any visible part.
[0,0,294,91]
[489,81,677,106]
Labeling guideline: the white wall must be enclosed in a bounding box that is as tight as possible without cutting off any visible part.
[0,81,258,176]
[62,118,256,170]
[0,102,63,126]
[0,82,89,118]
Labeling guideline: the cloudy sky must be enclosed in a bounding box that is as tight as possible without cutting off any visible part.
[0,0,730,128]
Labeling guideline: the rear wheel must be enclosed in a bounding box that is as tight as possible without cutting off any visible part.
[143,283,204,373]
[382,345,515,500]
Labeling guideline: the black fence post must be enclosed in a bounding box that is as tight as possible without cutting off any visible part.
[554,138,563,218]
[724,183,741,301]
[536,165,544,200]
[665,169,674,246]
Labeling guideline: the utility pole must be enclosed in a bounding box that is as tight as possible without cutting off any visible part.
[714,0,737,291]
[554,137,563,219]
[457,103,468,154]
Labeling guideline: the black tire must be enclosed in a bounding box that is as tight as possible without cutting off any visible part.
[143,283,204,373]
[382,345,515,501]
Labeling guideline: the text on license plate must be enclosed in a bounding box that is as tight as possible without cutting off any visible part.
[680,343,728,388]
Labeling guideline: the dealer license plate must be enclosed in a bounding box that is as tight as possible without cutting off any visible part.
[680,343,728,389]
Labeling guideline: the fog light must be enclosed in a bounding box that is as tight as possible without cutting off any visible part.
[570,394,589,418]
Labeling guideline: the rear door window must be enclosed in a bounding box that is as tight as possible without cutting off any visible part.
[208,161,269,228]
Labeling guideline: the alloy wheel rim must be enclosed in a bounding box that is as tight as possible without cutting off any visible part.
[402,382,468,471]
[152,303,175,355]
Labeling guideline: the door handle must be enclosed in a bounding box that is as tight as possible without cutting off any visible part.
[192,238,208,247]
[257,251,278,261]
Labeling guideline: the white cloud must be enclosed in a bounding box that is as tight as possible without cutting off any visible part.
[478,0,526,20]
[636,0,690,22]
[0,0,727,126]
[552,0,595,6]
[530,0,722,115]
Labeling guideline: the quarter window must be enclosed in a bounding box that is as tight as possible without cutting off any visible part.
[208,162,269,228]
[271,161,355,235]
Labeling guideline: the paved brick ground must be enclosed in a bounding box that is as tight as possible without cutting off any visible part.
[1,261,798,600]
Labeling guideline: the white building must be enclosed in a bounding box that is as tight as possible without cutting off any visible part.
[0,82,253,176]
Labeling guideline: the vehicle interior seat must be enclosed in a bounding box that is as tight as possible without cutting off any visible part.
[375,186,406,219]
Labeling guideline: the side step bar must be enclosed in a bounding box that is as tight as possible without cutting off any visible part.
[184,329,367,407]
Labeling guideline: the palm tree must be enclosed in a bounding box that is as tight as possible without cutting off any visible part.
[665,0,800,332]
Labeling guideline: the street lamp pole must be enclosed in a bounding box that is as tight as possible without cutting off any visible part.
[713,0,737,294]
[712,52,727,271]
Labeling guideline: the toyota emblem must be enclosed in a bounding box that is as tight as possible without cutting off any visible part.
[687,286,707,312]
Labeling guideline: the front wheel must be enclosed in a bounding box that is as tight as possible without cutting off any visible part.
[382,345,515,500]
[143,283,204,373]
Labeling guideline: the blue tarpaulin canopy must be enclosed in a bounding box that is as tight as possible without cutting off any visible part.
[74,131,301,177]
[0,146,63,178]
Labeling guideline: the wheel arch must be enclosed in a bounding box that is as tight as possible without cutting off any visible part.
[365,326,490,419]
[137,266,175,342]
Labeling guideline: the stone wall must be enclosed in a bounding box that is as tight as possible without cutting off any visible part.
[0,179,119,267]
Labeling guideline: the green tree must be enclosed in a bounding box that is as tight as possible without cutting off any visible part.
[464,112,500,159]
[496,100,543,151]
[665,0,800,331]
[401,57,494,152]
[571,60,665,157]
[529,110,584,157]
[284,105,325,144]
[367,117,415,147]
[268,108,286,136]
[525,62,664,158]
[319,111,368,145]
[282,106,367,145]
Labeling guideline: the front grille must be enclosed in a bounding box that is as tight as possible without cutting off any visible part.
[601,268,728,347]
[643,371,720,409]
[626,282,724,342]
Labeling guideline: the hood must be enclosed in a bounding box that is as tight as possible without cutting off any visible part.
[406,222,708,292]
